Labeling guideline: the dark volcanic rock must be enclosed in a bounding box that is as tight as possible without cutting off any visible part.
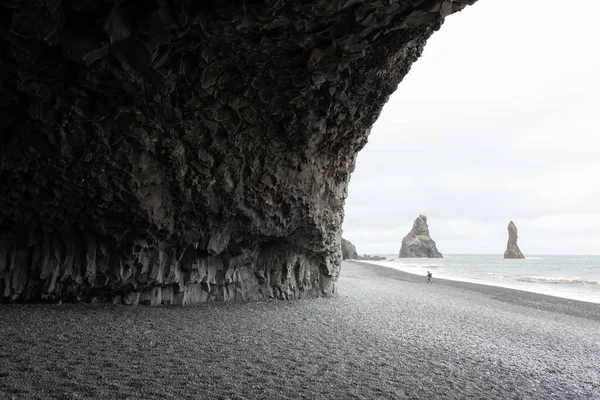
[341,238,358,260]
[0,1,476,304]
[399,215,443,258]
[504,221,525,259]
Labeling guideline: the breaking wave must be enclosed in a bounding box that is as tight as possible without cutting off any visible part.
[516,276,599,285]
[396,262,445,269]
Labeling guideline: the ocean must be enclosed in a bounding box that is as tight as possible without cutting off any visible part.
[362,254,600,304]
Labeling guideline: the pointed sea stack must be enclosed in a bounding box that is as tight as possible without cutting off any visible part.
[504,221,525,259]
[399,215,443,258]
[341,238,359,260]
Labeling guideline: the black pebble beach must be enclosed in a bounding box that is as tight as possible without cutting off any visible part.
[1,261,599,399]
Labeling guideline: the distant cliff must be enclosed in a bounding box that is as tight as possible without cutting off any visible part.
[504,221,525,259]
[399,215,443,258]
[341,238,359,260]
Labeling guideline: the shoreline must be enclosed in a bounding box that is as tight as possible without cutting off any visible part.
[350,257,600,305]
[346,260,600,321]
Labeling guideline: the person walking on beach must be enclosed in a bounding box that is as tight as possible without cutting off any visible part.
[426,271,432,284]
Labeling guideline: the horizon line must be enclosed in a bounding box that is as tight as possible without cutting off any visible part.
[359,253,600,257]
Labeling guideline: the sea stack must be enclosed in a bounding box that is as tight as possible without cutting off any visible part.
[399,215,443,258]
[504,221,525,259]
[341,238,359,260]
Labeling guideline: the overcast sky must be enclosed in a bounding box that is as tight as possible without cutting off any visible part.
[342,0,600,255]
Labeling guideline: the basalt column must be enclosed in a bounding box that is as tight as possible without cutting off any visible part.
[0,0,477,304]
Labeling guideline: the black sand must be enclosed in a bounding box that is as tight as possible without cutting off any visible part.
[1,261,599,399]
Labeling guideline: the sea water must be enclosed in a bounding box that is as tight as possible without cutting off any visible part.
[363,254,600,304]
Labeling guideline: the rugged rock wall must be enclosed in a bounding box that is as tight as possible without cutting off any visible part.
[0,0,476,304]
[399,215,443,258]
[341,238,358,260]
[504,221,525,259]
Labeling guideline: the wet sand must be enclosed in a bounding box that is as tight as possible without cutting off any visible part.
[1,260,599,399]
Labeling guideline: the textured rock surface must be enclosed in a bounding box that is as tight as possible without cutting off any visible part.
[341,238,358,260]
[0,0,475,304]
[399,215,443,258]
[504,221,525,259]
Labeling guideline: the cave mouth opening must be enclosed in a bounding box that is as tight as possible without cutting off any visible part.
[342,0,600,258]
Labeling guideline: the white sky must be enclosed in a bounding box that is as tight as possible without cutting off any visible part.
[342,0,600,255]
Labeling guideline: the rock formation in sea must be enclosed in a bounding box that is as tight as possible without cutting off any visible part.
[504,221,525,259]
[0,1,476,304]
[399,215,443,258]
[341,239,359,260]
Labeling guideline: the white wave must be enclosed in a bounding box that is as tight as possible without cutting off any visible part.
[484,272,510,280]
[516,276,599,285]
[393,262,445,269]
